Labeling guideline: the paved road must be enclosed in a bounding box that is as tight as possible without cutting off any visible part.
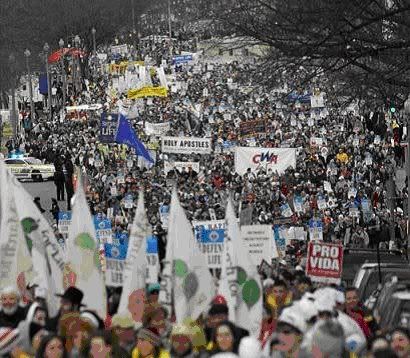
[22,180,68,225]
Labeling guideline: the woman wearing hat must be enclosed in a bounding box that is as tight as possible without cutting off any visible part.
[132,327,170,358]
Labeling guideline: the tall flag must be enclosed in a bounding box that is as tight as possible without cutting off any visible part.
[0,162,33,296]
[159,188,215,323]
[219,197,262,336]
[117,192,151,325]
[66,179,107,319]
[115,114,154,165]
[12,176,64,318]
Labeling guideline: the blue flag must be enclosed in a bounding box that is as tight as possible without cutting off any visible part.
[115,114,154,164]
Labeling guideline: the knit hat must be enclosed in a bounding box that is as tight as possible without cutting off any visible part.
[111,313,135,330]
[208,304,229,316]
[137,327,161,347]
[311,320,345,357]
[171,323,192,339]
[278,305,307,334]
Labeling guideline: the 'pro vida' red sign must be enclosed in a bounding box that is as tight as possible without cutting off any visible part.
[306,242,343,284]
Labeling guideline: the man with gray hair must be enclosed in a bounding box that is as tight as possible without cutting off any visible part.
[0,287,27,328]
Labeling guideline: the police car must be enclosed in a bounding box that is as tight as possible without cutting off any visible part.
[4,157,55,181]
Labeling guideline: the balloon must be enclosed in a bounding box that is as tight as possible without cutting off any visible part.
[242,279,261,308]
[174,259,188,278]
[75,233,96,250]
[237,266,247,286]
[183,272,199,300]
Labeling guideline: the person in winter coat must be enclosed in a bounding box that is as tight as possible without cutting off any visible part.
[344,287,378,339]
[0,287,27,329]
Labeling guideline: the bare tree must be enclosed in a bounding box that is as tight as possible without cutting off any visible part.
[213,0,410,107]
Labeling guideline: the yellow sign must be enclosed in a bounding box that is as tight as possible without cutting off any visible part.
[127,86,168,99]
[2,123,13,137]
[147,141,160,150]
[108,61,145,74]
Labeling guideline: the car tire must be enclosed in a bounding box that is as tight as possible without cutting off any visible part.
[31,171,43,182]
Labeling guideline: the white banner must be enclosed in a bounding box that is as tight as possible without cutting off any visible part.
[241,225,273,265]
[111,44,128,55]
[192,220,226,269]
[145,122,171,136]
[234,147,296,175]
[161,136,212,154]
[164,162,200,175]
[105,258,124,287]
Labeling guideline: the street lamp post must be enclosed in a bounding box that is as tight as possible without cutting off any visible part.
[8,54,17,139]
[168,0,173,56]
[59,38,66,109]
[74,35,81,95]
[43,43,52,120]
[24,49,35,121]
[404,95,410,259]
[91,28,97,55]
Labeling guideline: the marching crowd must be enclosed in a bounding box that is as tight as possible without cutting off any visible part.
[1,7,410,358]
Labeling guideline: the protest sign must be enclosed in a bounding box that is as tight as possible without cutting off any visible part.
[58,211,72,239]
[99,113,118,143]
[193,220,226,269]
[306,242,343,284]
[163,161,200,175]
[273,225,286,258]
[105,233,159,286]
[241,225,273,265]
[173,54,193,64]
[127,86,167,99]
[310,93,325,108]
[159,204,170,229]
[239,119,267,138]
[282,226,306,241]
[161,136,212,154]
[145,121,171,136]
[309,219,323,241]
[94,216,113,244]
[104,232,129,287]
[146,235,159,284]
[234,147,296,175]
[111,44,128,55]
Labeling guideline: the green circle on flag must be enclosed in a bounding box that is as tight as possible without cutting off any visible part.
[75,233,96,251]
[242,279,261,308]
[237,267,247,286]
[174,259,188,277]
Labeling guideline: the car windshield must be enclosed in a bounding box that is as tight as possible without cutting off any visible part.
[25,158,42,165]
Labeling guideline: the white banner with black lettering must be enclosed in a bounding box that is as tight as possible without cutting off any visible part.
[234,147,296,175]
[240,225,273,265]
[164,162,200,175]
[145,122,171,136]
[161,136,212,154]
